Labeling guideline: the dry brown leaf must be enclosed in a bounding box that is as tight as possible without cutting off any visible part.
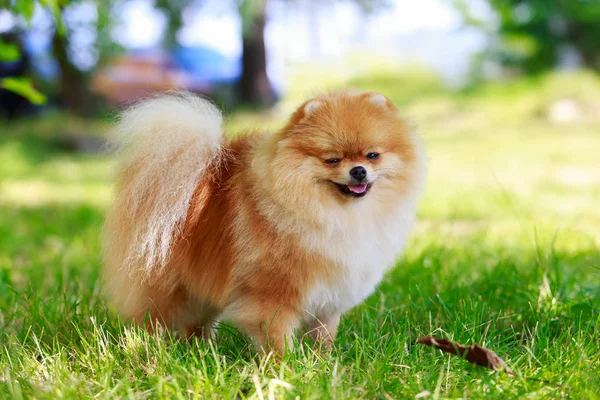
[415,336,514,376]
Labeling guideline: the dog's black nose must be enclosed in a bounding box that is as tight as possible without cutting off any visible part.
[350,166,367,181]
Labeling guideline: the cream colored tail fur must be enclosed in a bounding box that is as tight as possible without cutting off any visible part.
[103,92,223,284]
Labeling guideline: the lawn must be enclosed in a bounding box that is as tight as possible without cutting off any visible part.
[1,67,599,399]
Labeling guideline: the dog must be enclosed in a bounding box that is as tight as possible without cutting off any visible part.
[103,90,426,354]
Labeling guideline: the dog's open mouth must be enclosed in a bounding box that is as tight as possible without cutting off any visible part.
[331,181,373,198]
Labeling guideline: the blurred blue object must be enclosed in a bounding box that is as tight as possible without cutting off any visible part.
[23,31,59,81]
[173,45,241,84]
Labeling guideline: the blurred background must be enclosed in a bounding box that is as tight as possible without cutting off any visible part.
[1,0,599,243]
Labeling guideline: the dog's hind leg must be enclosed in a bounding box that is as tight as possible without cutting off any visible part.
[179,300,221,340]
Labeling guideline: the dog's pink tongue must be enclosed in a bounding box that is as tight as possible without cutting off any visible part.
[348,184,368,194]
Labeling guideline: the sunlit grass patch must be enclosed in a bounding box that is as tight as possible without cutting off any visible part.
[1,68,600,398]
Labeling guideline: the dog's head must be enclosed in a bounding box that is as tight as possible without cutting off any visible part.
[266,91,425,212]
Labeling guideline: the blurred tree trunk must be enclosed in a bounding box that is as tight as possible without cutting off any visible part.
[569,22,600,71]
[155,0,184,50]
[239,0,275,107]
[52,30,95,117]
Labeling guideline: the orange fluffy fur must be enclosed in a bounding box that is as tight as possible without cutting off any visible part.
[103,90,427,353]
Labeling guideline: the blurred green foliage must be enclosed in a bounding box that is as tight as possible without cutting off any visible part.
[0,0,66,105]
[466,0,600,74]
[0,34,47,104]
[1,77,47,104]
[4,0,62,24]
[1,0,120,111]
[0,39,19,61]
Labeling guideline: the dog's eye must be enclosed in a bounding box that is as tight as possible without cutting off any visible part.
[366,152,380,160]
[325,158,341,164]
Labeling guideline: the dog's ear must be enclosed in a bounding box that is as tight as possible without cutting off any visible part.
[287,99,324,127]
[280,99,322,135]
[362,92,396,111]
[298,99,323,123]
[303,99,323,116]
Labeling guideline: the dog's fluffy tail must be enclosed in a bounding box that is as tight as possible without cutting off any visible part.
[103,92,223,282]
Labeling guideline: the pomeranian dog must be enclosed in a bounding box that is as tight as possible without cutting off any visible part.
[103,90,426,354]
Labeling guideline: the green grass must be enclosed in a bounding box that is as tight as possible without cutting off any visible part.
[1,68,600,398]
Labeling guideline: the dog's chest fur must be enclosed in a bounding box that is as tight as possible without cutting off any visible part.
[301,200,416,318]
